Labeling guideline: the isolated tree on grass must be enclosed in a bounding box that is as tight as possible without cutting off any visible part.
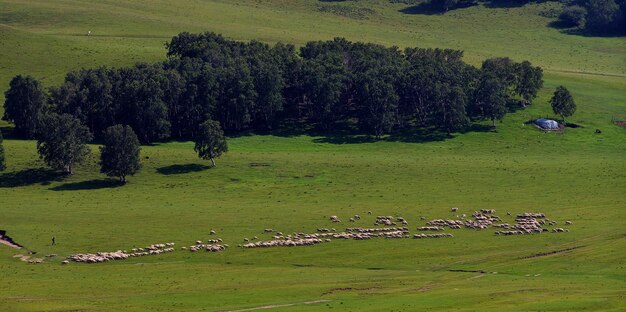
[37,114,93,175]
[100,125,141,183]
[0,130,6,171]
[3,75,46,138]
[194,119,227,167]
[550,86,577,123]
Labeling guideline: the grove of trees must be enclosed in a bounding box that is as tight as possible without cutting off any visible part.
[3,33,545,145]
[558,0,626,34]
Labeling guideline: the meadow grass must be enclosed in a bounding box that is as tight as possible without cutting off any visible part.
[0,0,625,310]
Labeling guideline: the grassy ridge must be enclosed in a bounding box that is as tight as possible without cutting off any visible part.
[0,0,625,310]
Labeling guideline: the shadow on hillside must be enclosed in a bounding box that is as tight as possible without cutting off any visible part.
[0,168,66,188]
[312,124,493,144]
[549,23,626,38]
[156,164,211,175]
[483,0,531,9]
[399,1,477,15]
[49,179,124,191]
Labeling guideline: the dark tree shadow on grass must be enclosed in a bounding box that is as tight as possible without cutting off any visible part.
[49,179,124,191]
[156,164,211,175]
[0,168,66,188]
[399,1,478,15]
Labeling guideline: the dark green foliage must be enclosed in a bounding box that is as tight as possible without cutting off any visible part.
[100,125,141,183]
[163,57,217,138]
[300,52,348,130]
[355,73,399,137]
[433,83,469,133]
[49,67,115,136]
[3,75,46,137]
[559,5,588,28]
[559,0,625,34]
[0,130,6,171]
[194,119,227,167]
[113,64,171,143]
[399,47,476,129]
[585,0,623,32]
[550,86,577,122]
[36,114,93,175]
[6,32,549,141]
[515,61,544,104]
[246,41,286,129]
[214,56,257,131]
[472,73,507,127]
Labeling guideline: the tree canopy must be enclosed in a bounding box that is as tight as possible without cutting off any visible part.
[550,86,577,122]
[194,119,228,167]
[3,75,46,138]
[100,125,142,183]
[36,114,93,175]
[5,33,549,143]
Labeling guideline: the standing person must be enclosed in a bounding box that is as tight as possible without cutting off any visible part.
[51,236,56,246]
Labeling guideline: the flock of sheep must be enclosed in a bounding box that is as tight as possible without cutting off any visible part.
[66,243,175,263]
[61,208,571,264]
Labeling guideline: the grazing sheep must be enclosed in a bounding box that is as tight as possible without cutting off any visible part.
[565,221,572,225]
[451,207,458,212]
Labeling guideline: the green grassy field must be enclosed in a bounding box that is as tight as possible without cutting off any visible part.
[1,0,625,311]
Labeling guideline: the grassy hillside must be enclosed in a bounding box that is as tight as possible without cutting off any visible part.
[0,0,625,311]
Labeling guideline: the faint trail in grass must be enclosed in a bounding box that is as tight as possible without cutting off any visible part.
[220,299,332,312]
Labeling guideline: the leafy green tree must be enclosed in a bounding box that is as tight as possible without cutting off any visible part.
[473,73,507,127]
[515,61,544,104]
[246,41,285,129]
[37,114,93,175]
[114,64,171,143]
[559,5,588,28]
[214,57,257,131]
[355,72,399,138]
[433,83,469,134]
[100,125,141,183]
[300,54,348,130]
[49,67,115,136]
[194,120,228,167]
[550,86,577,123]
[0,130,6,171]
[164,57,218,139]
[585,0,622,32]
[3,75,46,137]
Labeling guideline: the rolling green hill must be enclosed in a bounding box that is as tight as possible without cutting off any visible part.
[0,0,625,311]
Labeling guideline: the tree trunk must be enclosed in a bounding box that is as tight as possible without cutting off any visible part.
[210,158,216,167]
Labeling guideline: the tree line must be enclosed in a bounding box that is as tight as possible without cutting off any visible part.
[558,0,626,34]
[4,32,545,143]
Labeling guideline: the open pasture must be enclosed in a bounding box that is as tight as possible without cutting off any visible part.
[0,0,625,311]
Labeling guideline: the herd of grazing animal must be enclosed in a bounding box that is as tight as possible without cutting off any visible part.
[66,243,175,263]
[55,208,571,264]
